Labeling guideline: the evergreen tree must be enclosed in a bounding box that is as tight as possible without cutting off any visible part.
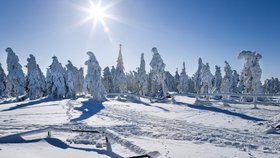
[46,56,66,98]
[0,63,8,98]
[178,62,188,93]
[193,58,203,93]
[165,71,176,92]
[137,53,148,95]
[64,60,78,98]
[149,47,167,98]
[77,68,84,94]
[231,70,240,93]
[113,44,127,93]
[221,61,233,94]
[238,51,263,94]
[84,52,106,101]
[213,65,222,93]
[102,66,113,93]
[174,69,180,92]
[127,71,138,94]
[26,54,46,100]
[200,63,214,93]
[6,48,25,98]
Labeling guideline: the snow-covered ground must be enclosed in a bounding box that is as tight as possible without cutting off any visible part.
[0,95,280,158]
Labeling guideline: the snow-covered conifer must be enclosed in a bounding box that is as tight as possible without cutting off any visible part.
[193,58,203,93]
[76,68,84,94]
[165,71,176,92]
[149,47,167,97]
[174,69,180,92]
[231,70,240,93]
[102,67,113,93]
[238,51,263,94]
[178,62,188,93]
[6,48,25,98]
[84,52,106,101]
[113,44,127,93]
[26,54,46,100]
[200,63,214,93]
[137,53,148,95]
[127,71,138,94]
[0,63,8,98]
[46,56,66,98]
[64,60,78,98]
[221,61,233,94]
[212,65,222,93]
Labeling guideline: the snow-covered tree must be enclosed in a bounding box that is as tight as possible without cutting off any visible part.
[200,63,214,93]
[165,71,176,92]
[231,70,240,93]
[102,66,113,93]
[263,77,280,94]
[0,63,8,98]
[64,60,78,98]
[238,51,263,94]
[178,62,188,94]
[193,58,203,93]
[113,44,127,93]
[76,67,84,94]
[137,53,148,95]
[6,48,25,98]
[84,51,106,101]
[46,56,66,99]
[127,71,138,94]
[26,54,46,100]
[188,77,195,93]
[221,61,233,94]
[149,47,167,98]
[212,65,222,93]
[174,69,180,92]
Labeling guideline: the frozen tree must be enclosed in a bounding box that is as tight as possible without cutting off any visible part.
[113,44,127,93]
[212,66,222,93]
[102,67,113,93]
[76,68,84,94]
[221,61,233,94]
[200,63,214,93]
[231,70,240,93]
[0,63,8,98]
[46,56,66,99]
[6,48,25,98]
[64,60,78,98]
[174,69,180,92]
[149,47,167,98]
[26,54,46,100]
[165,71,176,92]
[84,51,106,101]
[238,51,263,94]
[264,77,280,94]
[193,58,203,93]
[188,77,195,93]
[127,71,138,94]
[264,78,273,94]
[137,53,148,95]
[178,62,188,94]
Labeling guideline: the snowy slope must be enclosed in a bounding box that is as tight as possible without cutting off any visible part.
[0,95,280,158]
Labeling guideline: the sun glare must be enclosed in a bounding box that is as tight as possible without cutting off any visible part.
[77,0,120,33]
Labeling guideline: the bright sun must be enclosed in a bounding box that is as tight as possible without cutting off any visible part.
[78,0,118,33]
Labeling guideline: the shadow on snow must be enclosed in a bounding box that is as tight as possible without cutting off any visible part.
[176,102,265,121]
[70,99,104,122]
[0,135,121,158]
[0,98,60,112]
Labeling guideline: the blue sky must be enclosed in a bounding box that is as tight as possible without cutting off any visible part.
[0,0,279,81]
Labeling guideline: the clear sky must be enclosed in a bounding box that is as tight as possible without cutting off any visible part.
[0,0,280,82]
